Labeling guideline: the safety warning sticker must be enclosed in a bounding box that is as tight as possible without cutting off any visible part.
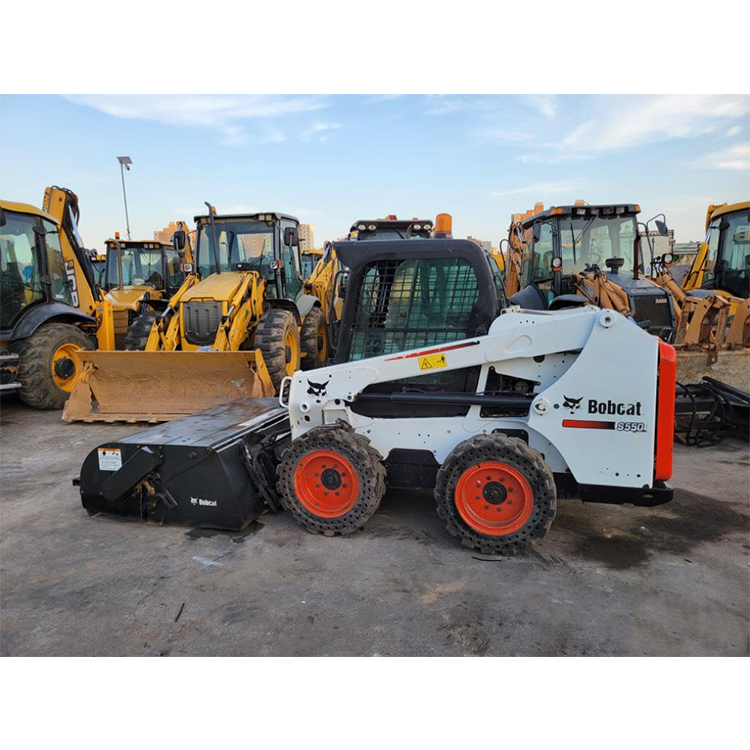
[97,448,122,472]
[418,353,447,371]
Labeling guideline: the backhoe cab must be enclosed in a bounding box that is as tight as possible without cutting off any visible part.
[0,189,114,409]
[684,201,750,302]
[508,202,677,340]
[102,236,186,349]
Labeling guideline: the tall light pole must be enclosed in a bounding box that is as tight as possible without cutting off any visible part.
[117,156,133,239]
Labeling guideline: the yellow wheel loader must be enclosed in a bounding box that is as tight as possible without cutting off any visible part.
[102,230,190,349]
[64,206,329,422]
[0,187,115,409]
[682,201,749,305]
[300,247,323,280]
[650,201,749,388]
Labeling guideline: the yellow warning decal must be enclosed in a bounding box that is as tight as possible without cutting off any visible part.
[418,353,447,371]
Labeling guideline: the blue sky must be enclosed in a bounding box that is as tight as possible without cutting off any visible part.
[1,94,748,250]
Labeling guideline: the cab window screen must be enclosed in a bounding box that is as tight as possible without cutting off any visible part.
[348,257,480,362]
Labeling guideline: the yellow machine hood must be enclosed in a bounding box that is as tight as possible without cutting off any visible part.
[181,272,249,302]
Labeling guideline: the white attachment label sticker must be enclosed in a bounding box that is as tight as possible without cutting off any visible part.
[97,448,122,472]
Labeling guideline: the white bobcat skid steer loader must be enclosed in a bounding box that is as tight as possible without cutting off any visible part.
[276,305,676,554]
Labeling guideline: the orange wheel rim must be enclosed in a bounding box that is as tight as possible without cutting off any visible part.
[293,450,359,518]
[51,343,83,392]
[454,461,533,536]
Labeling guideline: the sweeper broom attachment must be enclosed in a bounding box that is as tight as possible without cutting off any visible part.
[77,399,288,528]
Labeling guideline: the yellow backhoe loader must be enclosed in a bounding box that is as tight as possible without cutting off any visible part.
[102,229,191,349]
[1,187,114,408]
[650,201,749,387]
[64,206,329,422]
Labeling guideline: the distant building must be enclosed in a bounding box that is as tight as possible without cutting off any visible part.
[299,224,315,250]
[154,221,181,243]
[467,235,493,253]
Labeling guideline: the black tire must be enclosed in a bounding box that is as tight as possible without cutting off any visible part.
[123,309,159,350]
[434,433,557,555]
[277,426,386,536]
[300,306,328,370]
[17,322,95,410]
[254,308,300,392]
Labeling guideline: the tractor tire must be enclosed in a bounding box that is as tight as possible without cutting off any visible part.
[300,305,328,370]
[277,425,386,536]
[123,309,158,350]
[434,433,556,555]
[17,322,95,410]
[254,308,300,392]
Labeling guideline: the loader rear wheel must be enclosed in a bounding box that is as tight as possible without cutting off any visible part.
[254,308,300,392]
[435,433,556,555]
[17,322,94,410]
[300,306,328,370]
[123,309,158,350]
[277,426,386,536]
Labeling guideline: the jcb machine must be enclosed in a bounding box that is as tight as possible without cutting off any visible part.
[64,207,327,422]
[300,247,323,280]
[683,201,750,301]
[101,233,188,349]
[506,202,678,340]
[78,216,675,555]
[649,202,749,389]
[1,189,114,409]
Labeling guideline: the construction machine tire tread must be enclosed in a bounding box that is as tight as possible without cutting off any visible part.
[254,308,300,391]
[123,309,159,350]
[277,425,386,536]
[434,433,557,555]
[17,322,94,410]
[300,305,327,370]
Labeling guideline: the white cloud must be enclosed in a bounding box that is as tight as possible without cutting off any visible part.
[726,125,741,138]
[363,94,404,105]
[693,142,750,171]
[561,95,750,152]
[260,130,287,144]
[525,94,558,118]
[516,151,592,164]
[64,94,328,146]
[300,122,342,142]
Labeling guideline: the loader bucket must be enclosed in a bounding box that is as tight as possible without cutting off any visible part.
[62,349,275,423]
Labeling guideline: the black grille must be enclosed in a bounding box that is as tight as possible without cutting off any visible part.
[630,291,673,331]
[183,301,222,346]
[349,258,481,362]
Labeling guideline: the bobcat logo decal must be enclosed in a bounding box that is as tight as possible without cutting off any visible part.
[563,395,583,412]
[306,378,330,398]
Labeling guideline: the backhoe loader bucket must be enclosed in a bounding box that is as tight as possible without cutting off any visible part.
[62,350,274,423]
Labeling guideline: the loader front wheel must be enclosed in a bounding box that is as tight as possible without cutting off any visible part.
[17,322,95,410]
[300,306,328,370]
[254,308,300,392]
[435,433,556,555]
[123,309,158,350]
[277,426,386,536]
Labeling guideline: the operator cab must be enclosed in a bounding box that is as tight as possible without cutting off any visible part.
[512,203,676,340]
[103,239,184,296]
[194,211,303,300]
[330,227,509,418]
[697,205,750,299]
[0,201,74,332]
